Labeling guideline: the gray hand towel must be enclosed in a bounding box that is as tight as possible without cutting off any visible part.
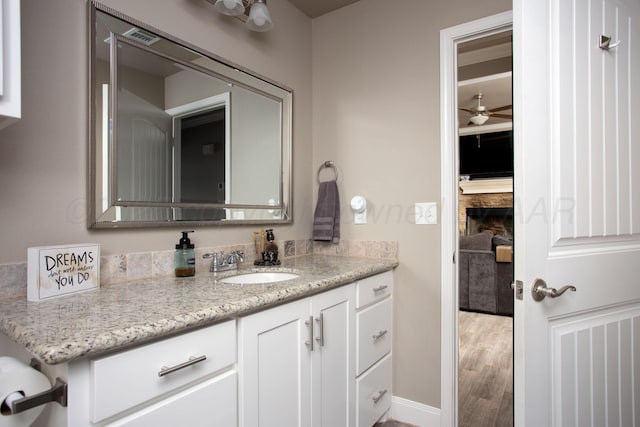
[313,180,340,243]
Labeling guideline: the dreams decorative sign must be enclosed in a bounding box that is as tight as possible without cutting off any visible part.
[27,244,100,301]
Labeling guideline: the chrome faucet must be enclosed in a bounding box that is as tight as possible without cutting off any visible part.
[203,251,244,273]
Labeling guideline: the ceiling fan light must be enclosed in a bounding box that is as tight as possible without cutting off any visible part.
[213,0,245,16]
[247,0,273,32]
[469,114,489,125]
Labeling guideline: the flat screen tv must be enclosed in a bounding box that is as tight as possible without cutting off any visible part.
[459,130,513,179]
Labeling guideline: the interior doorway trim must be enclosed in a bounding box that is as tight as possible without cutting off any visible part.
[439,11,513,427]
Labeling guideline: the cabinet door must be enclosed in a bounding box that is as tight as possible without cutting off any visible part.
[238,298,312,427]
[311,284,356,427]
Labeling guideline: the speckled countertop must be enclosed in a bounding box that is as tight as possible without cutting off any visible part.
[0,255,397,365]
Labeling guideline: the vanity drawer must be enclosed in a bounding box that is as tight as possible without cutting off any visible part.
[356,353,392,427]
[107,370,237,427]
[91,320,236,422]
[356,271,393,309]
[356,297,392,376]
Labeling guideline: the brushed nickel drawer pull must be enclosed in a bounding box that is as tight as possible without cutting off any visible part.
[372,285,388,293]
[305,316,314,351]
[315,313,325,347]
[158,355,207,377]
[372,389,388,404]
[372,330,388,342]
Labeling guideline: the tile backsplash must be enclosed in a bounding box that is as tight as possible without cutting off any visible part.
[0,239,398,299]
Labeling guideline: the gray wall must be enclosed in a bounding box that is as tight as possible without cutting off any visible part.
[311,0,510,407]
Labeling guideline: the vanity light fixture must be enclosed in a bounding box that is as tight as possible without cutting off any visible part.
[213,0,245,16]
[246,0,273,32]
[209,0,274,32]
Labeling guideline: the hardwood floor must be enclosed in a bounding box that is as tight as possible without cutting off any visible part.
[458,310,513,427]
[376,311,512,427]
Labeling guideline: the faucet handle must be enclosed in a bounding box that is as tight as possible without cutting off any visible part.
[225,251,244,263]
[203,252,220,264]
[203,252,222,272]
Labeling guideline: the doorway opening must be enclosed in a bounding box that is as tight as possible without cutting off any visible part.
[457,30,514,427]
[176,107,227,204]
[439,11,513,427]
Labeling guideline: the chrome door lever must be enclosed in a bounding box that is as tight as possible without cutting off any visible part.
[531,278,576,302]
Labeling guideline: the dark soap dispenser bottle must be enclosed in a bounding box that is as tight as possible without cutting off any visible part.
[264,229,279,263]
[174,231,195,277]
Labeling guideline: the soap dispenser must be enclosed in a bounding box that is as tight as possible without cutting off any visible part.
[174,231,195,277]
[263,229,279,264]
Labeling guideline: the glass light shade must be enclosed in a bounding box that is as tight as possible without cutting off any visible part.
[247,0,273,32]
[469,114,489,125]
[214,0,245,16]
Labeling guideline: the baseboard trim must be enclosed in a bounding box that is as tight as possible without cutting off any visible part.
[390,396,440,427]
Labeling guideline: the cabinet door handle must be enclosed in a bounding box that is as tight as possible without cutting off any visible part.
[158,355,207,377]
[372,285,388,293]
[305,316,314,351]
[372,389,388,404]
[315,313,325,347]
[372,330,388,342]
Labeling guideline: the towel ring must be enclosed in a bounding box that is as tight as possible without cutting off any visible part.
[317,161,338,183]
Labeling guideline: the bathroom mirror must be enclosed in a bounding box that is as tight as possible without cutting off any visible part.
[88,2,292,228]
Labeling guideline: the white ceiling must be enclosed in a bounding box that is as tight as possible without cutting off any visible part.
[458,72,512,127]
[287,0,359,18]
[457,32,513,129]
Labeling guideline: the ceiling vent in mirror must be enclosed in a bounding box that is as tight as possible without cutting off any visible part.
[122,27,162,46]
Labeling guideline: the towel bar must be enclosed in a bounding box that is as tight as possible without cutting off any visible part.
[317,161,338,183]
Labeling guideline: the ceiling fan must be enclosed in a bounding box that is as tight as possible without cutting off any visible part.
[460,93,512,126]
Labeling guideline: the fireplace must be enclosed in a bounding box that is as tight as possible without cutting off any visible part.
[465,207,513,238]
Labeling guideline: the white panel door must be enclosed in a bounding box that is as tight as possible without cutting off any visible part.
[514,0,640,425]
[118,89,173,221]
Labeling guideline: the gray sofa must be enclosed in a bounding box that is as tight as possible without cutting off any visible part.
[459,230,513,316]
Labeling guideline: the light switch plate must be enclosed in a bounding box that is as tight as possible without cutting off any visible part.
[415,202,437,225]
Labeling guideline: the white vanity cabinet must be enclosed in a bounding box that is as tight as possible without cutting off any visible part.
[238,284,356,427]
[0,0,21,129]
[355,271,393,427]
[0,268,395,427]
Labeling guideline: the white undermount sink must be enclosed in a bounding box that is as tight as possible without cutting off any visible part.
[220,272,301,284]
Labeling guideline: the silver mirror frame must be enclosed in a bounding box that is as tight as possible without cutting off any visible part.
[87,1,293,228]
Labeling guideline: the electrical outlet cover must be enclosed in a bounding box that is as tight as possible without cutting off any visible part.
[415,202,437,225]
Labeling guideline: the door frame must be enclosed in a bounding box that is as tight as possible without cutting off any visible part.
[439,11,513,427]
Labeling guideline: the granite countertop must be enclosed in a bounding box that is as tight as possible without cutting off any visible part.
[0,255,397,365]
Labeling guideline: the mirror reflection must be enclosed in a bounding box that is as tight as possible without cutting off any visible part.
[89,3,292,227]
